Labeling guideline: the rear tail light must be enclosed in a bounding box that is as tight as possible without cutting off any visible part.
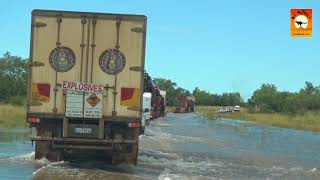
[128,122,140,128]
[27,117,40,123]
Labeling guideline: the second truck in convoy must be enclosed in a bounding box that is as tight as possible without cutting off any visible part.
[141,92,152,134]
[140,72,166,134]
[143,71,166,119]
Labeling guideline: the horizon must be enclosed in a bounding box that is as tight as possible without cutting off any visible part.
[0,0,319,100]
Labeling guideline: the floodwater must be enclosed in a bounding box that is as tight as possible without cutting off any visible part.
[0,113,320,179]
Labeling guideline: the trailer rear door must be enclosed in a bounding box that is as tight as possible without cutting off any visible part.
[28,10,147,119]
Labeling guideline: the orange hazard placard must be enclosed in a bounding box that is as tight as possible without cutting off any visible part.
[120,88,140,106]
[290,9,312,38]
[32,83,50,102]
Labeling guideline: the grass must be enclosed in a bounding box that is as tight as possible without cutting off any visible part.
[4,103,318,131]
[0,104,27,128]
[166,106,174,113]
[196,106,320,132]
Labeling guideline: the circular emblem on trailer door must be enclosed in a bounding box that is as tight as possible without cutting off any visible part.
[99,49,126,75]
[49,47,76,72]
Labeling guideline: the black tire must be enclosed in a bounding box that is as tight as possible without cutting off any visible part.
[35,121,63,162]
[112,128,139,165]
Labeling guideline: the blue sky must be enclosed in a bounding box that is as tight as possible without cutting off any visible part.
[0,0,319,100]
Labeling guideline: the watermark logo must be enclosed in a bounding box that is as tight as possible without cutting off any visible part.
[290,9,312,38]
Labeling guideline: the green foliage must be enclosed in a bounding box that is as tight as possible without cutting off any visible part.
[8,96,26,106]
[248,82,320,113]
[0,52,28,102]
[1,51,319,117]
[197,106,320,132]
[192,87,243,106]
[153,78,190,106]
[154,79,243,106]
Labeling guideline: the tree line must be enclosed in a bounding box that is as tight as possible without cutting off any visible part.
[248,82,320,113]
[153,78,243,106]
[0,52,28,105]
[154,78,320,114]
[1,52,320,114]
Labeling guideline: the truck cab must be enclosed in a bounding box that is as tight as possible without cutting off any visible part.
[174,96,195,113]
[141,92,152,134]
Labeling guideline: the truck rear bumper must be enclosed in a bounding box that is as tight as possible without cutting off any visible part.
[26,113,141,122]
[31,136,138,151]
[31,136,137,144]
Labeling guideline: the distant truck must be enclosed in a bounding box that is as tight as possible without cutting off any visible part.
[26,10,147,165]
[174,96,195,113]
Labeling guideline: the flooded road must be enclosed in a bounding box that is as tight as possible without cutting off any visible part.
[0,113,320,179]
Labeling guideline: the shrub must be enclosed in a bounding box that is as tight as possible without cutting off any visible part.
[8,96,26,106]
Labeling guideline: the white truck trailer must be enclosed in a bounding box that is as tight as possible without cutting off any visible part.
[26,9,147,165]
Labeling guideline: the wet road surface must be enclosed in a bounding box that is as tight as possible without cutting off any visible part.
[0,113,320,179]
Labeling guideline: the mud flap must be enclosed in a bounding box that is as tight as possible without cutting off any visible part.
[112,128,139,165]
[112,145,138,165]
[35,122,63,162]
[35,141,63,161]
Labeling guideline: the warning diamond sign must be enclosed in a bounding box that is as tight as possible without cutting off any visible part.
[86,93,101,107]
[84,92,103,118]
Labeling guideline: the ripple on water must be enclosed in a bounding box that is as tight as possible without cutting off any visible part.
[1,149,317,180]
[1,115,320,179]
[139,148,320,179]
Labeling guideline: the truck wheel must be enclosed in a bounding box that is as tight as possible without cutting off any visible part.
[130,143,138,165]
[111,128,139,165]
[35,123,63,162]
[35,141,62,161]
[128,128,139,165]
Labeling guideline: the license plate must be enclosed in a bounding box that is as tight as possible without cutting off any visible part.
[74,127,92,134]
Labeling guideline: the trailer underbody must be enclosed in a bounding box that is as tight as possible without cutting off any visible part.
[30,117,140,165]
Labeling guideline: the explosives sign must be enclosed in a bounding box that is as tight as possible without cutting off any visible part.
[63,81,103,93]
[290,9,312,38]
[65,81,103,118]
